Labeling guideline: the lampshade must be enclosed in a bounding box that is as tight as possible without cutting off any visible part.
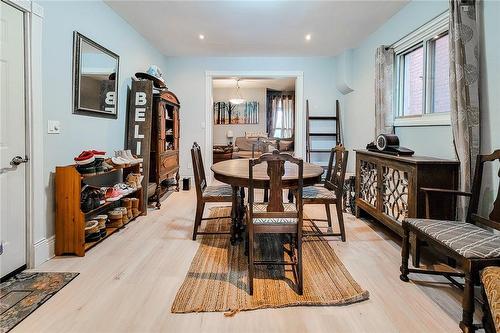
[228,98,245,105]
[229,79,245,105]
[226,130,234,138]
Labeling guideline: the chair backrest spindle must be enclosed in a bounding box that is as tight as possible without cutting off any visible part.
[324,145,349,197]
[467,149,500,230]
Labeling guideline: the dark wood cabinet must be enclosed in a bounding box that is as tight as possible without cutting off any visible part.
[355,150,459,236]
[149,91,180,208]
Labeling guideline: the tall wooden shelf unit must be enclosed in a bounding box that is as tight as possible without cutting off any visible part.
[148,91,180,208]
[55,164,143,256]
[306,99,341,171]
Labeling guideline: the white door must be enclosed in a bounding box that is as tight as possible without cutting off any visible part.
[0,1,28,278]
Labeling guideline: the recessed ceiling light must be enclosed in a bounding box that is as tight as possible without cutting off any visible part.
[305,34,312,41]
[199,34,205,40]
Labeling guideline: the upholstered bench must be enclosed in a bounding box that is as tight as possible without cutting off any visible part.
[401,217,500,333]
[404,219,500,259]
[400,150,500,333]
[482,266,500,333]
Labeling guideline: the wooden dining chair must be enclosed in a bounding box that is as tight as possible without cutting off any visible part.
[252,139,270,202]
[299,145,348,241]
[247,150,304,295]
[191,142,233,240]
[252,138,287,203]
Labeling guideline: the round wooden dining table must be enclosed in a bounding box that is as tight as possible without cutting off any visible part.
[211,159,324,244]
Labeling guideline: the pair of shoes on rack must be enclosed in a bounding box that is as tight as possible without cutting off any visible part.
[81,185,105,213]
[103,183,136,202]
[104,187,122,202]
[85,220,101,243]
[126,173,144,189]
[113,150,142,166]
[74,150,113,175]
[114,183,136,195]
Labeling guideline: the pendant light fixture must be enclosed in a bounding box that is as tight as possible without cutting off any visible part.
[229,79,245,105]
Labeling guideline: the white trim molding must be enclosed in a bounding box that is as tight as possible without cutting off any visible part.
[28,5,45,268]
[393,10,450,128]
[205,71,305,184]
[33,236,55,267]
[394,112,451,127]
[393,11,449,54]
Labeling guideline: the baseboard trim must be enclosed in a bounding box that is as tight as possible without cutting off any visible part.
[33,235,55,267]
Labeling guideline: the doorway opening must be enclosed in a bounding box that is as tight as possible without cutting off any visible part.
[211,77,296,164]
[205,71,304,180]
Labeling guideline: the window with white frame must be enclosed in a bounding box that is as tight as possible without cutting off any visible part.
[394,11,450,126]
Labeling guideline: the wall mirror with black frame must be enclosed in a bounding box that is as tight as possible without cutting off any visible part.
[73,31,119,118]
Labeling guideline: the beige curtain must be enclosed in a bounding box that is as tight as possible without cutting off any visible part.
[281,95,294,138]
[268,93,294,139]
[449,0,480,219]
[374,46,395,137]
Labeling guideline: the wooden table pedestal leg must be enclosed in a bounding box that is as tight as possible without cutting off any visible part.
[230,186,246,245]
[230,186,238,245]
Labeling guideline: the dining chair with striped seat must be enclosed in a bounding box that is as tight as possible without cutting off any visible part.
[299,145,348,241]
[191,142,233,240]
[246,150,304,295]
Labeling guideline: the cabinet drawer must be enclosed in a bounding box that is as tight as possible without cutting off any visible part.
[159,152,178,179]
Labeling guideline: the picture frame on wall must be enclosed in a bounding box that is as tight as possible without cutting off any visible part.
[213,101,258,125]
[72,31,120,118]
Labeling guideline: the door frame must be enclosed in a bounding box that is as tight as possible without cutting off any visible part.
[205,70,304,182]
[2,0,45,269]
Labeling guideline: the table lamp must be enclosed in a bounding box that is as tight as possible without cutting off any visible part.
[226,130,234,146]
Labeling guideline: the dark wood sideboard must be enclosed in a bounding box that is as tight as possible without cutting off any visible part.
[355,150,460,236]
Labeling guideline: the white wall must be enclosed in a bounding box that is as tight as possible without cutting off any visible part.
[163,57,339,177]
[37,0,169,263]
[212,87,267,145]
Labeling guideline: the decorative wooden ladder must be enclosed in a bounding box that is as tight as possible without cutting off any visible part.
[306,99,342,169]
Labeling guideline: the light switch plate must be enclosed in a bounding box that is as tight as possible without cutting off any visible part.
[48,120,61,134]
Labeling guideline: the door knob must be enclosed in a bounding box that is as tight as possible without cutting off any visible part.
[10,155,29,166]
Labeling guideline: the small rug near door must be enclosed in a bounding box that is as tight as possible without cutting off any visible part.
[0,272,78,333]
[171,207,369,314]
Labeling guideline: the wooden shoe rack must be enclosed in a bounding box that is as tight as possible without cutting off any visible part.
[55,163,143,256]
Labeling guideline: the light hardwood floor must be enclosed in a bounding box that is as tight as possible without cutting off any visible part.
[17,188,476,332]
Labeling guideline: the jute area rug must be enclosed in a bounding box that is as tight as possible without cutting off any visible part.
[171,207,369,315]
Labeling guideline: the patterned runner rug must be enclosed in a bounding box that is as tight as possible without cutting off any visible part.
[171,207,368,314]
[1,272,78,332]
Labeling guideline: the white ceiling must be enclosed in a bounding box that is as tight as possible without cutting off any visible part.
[105,1,408,57]
[213,78,295,90]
